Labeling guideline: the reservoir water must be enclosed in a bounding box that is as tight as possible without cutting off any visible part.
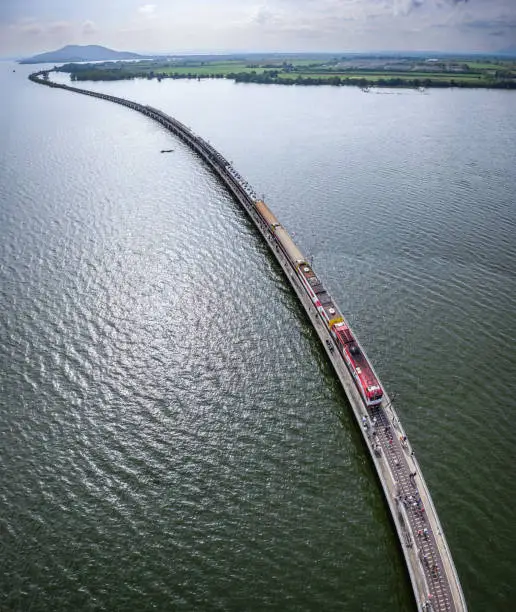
[1,62,515,611]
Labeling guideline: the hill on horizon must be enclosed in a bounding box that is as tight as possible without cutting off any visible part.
[20,44,145,64]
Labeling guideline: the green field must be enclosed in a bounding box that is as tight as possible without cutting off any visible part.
[158,62,268,76]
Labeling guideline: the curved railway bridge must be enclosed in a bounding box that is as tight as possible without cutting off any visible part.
[29,71,468,612]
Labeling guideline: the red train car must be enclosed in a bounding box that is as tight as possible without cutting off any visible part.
[332,322,383,406]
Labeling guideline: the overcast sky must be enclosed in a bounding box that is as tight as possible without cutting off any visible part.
[1,0,515,57]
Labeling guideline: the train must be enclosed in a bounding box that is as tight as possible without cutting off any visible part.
[249,196,384,408]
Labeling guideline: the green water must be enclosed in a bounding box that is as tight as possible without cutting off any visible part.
[1,63,515,611]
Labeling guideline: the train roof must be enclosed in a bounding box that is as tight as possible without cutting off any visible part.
[274,226,306,264]
[255,200,280,227]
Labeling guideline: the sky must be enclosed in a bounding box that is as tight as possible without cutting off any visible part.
[1,0,515,57]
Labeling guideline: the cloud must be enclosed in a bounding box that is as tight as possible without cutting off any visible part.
[238,0,514,52]
[81,20,97,36]
[251,5,282,26]
[1,0,515,56]
[47,21,72,34]
[392,0,468,17]
[18,23,44,36]
[463,18,516,30]
[8,18,72,37]
[249,0,471,32]
[138,4,157,16]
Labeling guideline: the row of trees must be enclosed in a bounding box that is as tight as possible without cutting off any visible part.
[227,72,516,89]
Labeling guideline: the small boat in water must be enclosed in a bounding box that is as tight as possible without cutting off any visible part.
[160,149,174,153]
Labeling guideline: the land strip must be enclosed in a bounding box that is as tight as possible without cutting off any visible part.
[55,54,516,89]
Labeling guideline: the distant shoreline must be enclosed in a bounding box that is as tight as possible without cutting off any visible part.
[53,55,516,90]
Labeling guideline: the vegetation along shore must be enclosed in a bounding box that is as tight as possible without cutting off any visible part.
[55,54,516,89]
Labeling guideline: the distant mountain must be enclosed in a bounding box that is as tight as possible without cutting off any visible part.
[20,45,145,64]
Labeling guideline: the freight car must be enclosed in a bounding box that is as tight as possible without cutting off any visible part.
[252,197,383,407]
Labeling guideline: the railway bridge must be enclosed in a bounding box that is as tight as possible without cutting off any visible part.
[29,71,468,612]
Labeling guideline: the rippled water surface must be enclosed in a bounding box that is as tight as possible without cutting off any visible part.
[1,62,515,611]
